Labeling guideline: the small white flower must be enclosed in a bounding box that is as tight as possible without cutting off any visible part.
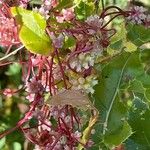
[76,64,82,72]
[70,75,98,94]
[70,59,78,69]
[60,136,67,145]
[73,131,82,139]
[78,53,85,60]
[78,77,85,84]
[82,62,89,69]
[69,52,96,72]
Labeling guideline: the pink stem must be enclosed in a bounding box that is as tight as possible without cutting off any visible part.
[55,48,67,89]
[46,53,54,95]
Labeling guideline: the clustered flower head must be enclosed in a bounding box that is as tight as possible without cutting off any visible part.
[86,15,103,28]
[56,7,75,23]
[70,75,98,94]
[69,52,95,72]
[0,15,18,47]
[20,104,95,150]
[127,6,148,24]
[34,0,58,19]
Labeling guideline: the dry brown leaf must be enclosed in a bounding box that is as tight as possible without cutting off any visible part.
[50,89,94,110]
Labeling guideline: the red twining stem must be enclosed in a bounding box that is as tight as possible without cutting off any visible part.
[46,54,54,95]
[55,48,68,89]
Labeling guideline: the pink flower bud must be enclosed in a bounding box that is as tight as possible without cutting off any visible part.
[3,88,14,97]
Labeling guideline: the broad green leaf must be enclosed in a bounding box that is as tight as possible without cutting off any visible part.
[104,121,132,148]
[107,22,137,54]
[93,52,137,148]
[145,88,150,100]
[11,7,52,55]
[92,51,150,148]
[109,40,123,51]
[127,24,150,47]
[127,79,150,102]
[124,50,150,102]
[126,98,150,149]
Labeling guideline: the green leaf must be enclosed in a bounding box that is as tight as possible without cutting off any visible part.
[107,22,137,55]
[124,42,137,52]
[56,0,73,10]
[11,7,52,55]
[5,63,21,76]
[145,88,150,100]
[93,52,137,148]
[110,22,126,44]
[128,79,145,94]
[126,98,150,149]
[29,117,38,128]
[13,142,21,150]
[74,1,95,20]
[0,137,6,149]
[124,50,150,102]
[125,139,150,150]
[127,24,150,47]
[104,121,132,148]
[63,36,76,48]
[92,51,150,148]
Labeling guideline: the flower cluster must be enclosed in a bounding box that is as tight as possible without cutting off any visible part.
[34,0,58,19]
[0,16,19,47]
[56,8,75,23]
[69,52,95,72]
[86,15,103,28]
[25,77,44,102]
[70,75,98,94]
[21,105,94,150]
[127,6,148,25]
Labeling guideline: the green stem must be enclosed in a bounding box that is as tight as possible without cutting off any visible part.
[0,45,24,62]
